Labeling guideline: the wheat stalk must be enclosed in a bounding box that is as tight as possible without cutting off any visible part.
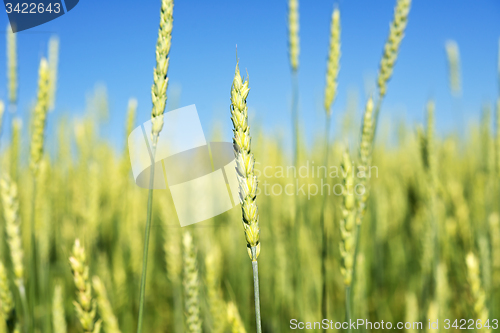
[69,239,101,333]
[52,284,67,333]
[137,1,173,332]
[182,231,201,333]
[92,276,121,333]
[48,36,60,112]
[6,24,17,109]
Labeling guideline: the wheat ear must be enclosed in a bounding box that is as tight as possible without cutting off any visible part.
[92,276,121,333]
[227,301,247,333]
[445,40,461,97]
[465,253,490,332]
[373,0,411,129]
[230,61,262,332]
[69,239,101,333]
[52,284,67,333]
[0,261,14,322]
[150,0,173,142]
[48,36,60,111]
[288,0,299,72]
[324,7,340,115]
[137,1,173,332]
[182,231,201,333]
[30,58,50,175]
[0,176,24,289]
[377,0,411,99]
[0,175,28,331]
[6,24,17,108]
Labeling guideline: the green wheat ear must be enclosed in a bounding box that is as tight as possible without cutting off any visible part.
[7,24,17,107]
[231,62,260,260]
[288,0,299,72]
[339,148,355,287]
[377,0,411,99]
[150,0,174,142]
[48,36,60,111]
[324,7,340,115]
[69,239,101,333]
[30,57,50,176]
[445,40,461,96]
[52,284,67,333]
[182,231,202,333]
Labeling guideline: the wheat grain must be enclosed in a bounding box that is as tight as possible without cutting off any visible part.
[92,276,121,333]
[52,284,67,333]
[150,0,174,142]
[48,36,60,111]
[445,40,461,97]
[288,0,299,72]
[324,7,340,115]
[69,239,101,333]
[6,25,17,107]
[30,58,50,175]
[182,231,201,333]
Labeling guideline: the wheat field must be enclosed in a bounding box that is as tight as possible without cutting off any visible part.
[0,0,499,332]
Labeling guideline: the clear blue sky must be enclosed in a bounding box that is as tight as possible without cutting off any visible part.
[0,0,499,152]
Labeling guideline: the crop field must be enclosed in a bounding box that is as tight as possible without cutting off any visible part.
[0,0,499,332]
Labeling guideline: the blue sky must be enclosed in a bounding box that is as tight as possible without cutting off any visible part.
[0,0,499,153]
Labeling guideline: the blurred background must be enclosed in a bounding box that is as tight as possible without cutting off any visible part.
[0,1,499,333]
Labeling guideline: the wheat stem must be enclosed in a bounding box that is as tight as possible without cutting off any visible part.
[136,144,156,333]
[320,114,331,322]
[251,249,262,333]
